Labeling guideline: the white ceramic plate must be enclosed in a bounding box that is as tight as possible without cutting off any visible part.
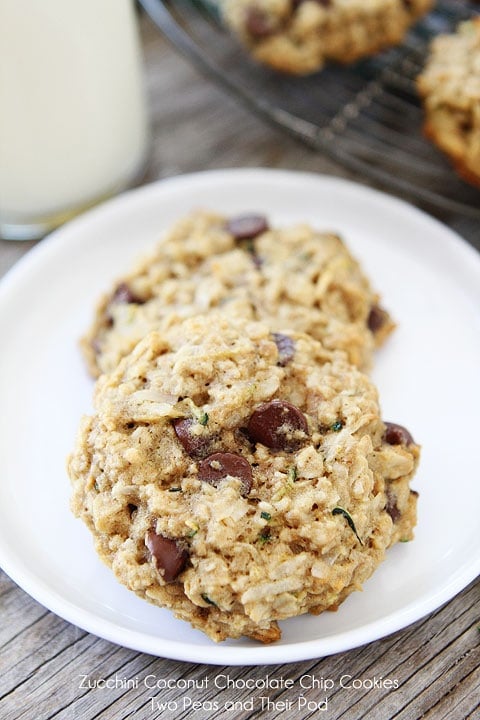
[1,169,479,666]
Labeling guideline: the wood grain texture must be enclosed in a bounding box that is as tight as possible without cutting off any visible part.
[0,13,479,720]
[0,571,478,720]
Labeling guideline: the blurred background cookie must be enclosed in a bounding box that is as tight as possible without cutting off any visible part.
[217,0,434,75]
[417,17,480,186]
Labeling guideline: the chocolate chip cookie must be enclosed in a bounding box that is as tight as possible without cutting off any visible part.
[69,315,419,643]
[417,18,480,187]
[217,0,434,75]
[82,211,394,378]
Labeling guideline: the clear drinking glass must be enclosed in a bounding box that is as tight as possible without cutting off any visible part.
[0,0,149,240]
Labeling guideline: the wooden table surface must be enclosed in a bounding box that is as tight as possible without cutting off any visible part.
[1,13,479,720]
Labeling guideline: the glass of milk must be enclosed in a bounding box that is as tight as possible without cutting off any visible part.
[0,0,149,240]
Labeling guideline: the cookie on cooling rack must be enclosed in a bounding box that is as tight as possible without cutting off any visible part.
[82,210,394,378]
[417,18,480,187]
[217,0,434,75]
[69,315,420,643]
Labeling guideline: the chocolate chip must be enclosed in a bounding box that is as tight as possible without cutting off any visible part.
[459,117,473,133]
[91,337,103,355]
[247,400,308,450]
[289,541,304,554]
[145,531,189,582]
[245,8,275,38]
[272,333,295,367]
[172,418,211,458]
[383,422,414,446]
[198,452,253,495]
[385,489,401,523]
[226,214,269,240]
[252,252,264,269]
[111,282,145,305]
[367,304,388,333]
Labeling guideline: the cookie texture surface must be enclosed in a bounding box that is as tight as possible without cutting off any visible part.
[417,18,480,186]
[69,316,419,643]
[218,0,433,75]
[82,211,394,378]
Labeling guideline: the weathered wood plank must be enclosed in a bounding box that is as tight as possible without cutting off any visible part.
[0,239,37,276]
[0,567,479,719]
[421,666,479,720]
[322,582,479,720]
[361,628,479,720]
[0,580,49,648]
[1,636,126,720]
[401,651,480,720]
[0,613,86,697]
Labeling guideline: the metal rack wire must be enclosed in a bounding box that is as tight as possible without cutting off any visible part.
[141,0,480,218]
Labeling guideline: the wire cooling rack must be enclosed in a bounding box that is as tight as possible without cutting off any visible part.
[141,0,480,218]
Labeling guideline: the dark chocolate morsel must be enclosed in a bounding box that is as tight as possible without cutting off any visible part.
[367,304,388,333]
[145,531,189,582]
[226,213,269,240]
[385,489,401,523]
[247,400,308,450]
[272,333,295,367]
[111,282,145,305]
[383,422,414,446]
[198,452,253,495]
[172,417,210,458]
[245,8,275,38]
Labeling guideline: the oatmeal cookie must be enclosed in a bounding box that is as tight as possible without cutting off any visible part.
[417,18,480,186]
[69,315,420,643]
[82,211,394,378]
[217,0,434,75]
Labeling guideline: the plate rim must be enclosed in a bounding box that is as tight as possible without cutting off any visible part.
[1,169,480,297]
[1,167,479,666]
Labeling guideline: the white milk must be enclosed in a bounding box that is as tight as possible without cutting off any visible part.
[0,0,148,238]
